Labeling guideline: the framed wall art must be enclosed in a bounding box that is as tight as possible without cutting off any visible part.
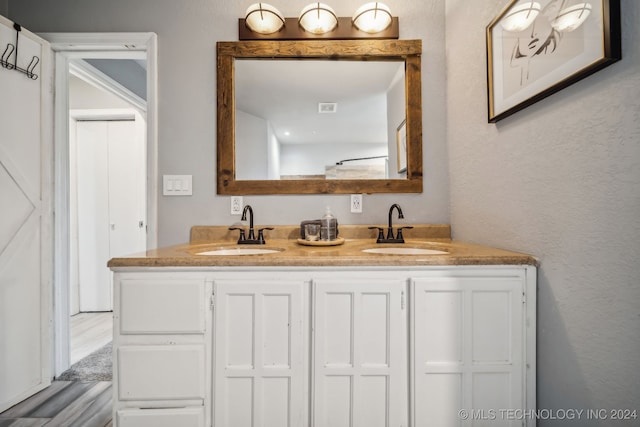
[486,0,621,122]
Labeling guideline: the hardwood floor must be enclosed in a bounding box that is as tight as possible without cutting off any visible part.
[0,382,112,427]
[0,313,114,426]
[70,312,113,365]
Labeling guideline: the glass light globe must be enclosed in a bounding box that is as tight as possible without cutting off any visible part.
[500,1,541,32]
[352,2,392,34]
[245,3,285,35]
[299,3,338,35]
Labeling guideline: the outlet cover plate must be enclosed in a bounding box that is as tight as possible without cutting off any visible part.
[350,194,363,213]
[231,196,243,215]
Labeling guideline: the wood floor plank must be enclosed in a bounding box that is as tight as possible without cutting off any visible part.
[0,382,73,418]
[44,382,111,427]
[28,382,97,418]
[70,312,113,364]
[64,383,112,427]
[1,312,115,427]
[0,382,113,427]
[0,419,51,426]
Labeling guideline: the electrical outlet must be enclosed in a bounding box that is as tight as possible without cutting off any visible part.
[231,196,243,215]
[350,194,363,213]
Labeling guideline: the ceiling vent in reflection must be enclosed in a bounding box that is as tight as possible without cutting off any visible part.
[318,102,338,113]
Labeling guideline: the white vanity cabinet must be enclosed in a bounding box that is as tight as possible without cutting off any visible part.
[411,268,536,427]
[212,277,408,427]
[112,273,213,427]
[111,265,535,427]
[212,279,308,427]
[312,279,408,427]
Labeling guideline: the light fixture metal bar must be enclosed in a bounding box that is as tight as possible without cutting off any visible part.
[238,16,398,40]
[352,4,393,26]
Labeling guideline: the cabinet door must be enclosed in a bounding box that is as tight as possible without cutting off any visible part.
[412,274,524,427]
[214,280,306,427]
[313,279,407,427]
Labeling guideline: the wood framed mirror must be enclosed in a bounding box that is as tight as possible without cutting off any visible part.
[217,39,422,194]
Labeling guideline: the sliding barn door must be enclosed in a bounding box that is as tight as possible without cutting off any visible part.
[0,16,53,412]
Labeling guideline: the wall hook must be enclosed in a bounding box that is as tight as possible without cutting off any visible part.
[0,22,40,80]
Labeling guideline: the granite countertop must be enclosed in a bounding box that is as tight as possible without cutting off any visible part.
[107,224,537,268]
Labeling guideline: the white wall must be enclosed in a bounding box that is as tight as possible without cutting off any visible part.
[69,75,131,110]
[7,0,448,246]
[235,110,268,180]
[446,0,640,422]
[386,67,406,178]
[266,122,280,180]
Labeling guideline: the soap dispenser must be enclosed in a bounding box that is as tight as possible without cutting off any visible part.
[320,206,338,241]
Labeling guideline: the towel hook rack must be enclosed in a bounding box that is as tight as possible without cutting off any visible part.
[1,23,40,80]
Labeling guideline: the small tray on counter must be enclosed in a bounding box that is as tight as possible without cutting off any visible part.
[296,237,345,246]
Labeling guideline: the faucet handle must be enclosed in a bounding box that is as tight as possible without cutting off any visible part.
[257,227,274,244]
[229,226,246,243]
[396,226,414,241]
[368,226,385,243]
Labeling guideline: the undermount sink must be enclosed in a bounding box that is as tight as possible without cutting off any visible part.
[362,247,449,255]
[196,247,283,256]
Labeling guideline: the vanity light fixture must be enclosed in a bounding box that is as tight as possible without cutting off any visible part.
[551,2,592,32]
[244,3,285,34]
[499,1,541,32]
[239,2,399,40]
[352,2,393,34]
[298,3,338,34]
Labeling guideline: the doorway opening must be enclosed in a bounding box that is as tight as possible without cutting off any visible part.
[45,33,158,376]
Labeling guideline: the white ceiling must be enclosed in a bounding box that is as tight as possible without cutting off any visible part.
[235,59,404,145]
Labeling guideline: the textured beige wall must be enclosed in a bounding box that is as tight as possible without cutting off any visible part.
[8,0,449,246]
[446,0,640,422]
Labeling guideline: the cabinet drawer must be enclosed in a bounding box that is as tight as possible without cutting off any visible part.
[118,345,205,401]
[119,278,206,334]
[117,407,204,427]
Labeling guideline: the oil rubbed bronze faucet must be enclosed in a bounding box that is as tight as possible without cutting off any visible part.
[229,205,273,244]
[369,203,413,244]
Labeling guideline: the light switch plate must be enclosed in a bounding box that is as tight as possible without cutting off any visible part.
[163,175,192,196]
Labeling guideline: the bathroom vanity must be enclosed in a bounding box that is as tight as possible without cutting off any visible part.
[108,225,537,427]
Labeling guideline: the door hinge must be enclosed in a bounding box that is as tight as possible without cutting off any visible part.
[210,293,215,310]
[401,290,405,310]
[522,292,526,304]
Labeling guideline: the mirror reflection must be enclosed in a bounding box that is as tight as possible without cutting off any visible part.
[216,39,422,195]
[235,59,406,181]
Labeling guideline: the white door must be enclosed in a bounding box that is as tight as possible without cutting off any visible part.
[76,118,146,312]
[0,17,52,412]
[214,280,306,427]
[313,279,408,427]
